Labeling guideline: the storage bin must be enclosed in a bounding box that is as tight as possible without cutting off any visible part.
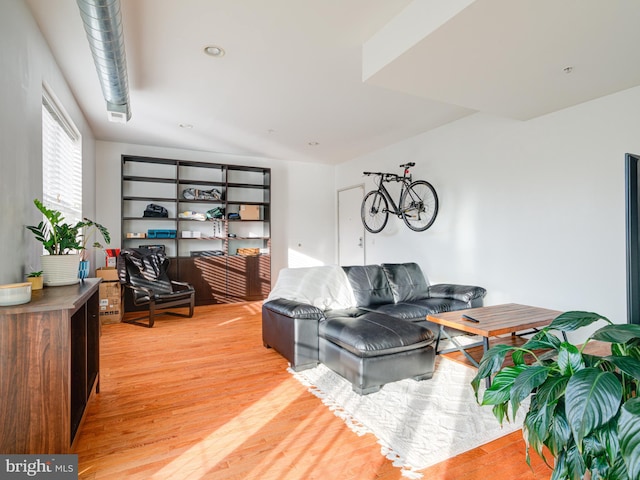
[147,229,177,239]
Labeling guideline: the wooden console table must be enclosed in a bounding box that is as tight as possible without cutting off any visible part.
[0,278,101,453]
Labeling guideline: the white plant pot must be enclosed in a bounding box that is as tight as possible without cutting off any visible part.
[41,254,81,287]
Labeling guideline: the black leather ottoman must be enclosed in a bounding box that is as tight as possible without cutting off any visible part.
[318,312,436,394]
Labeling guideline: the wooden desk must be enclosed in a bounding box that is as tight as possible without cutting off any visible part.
[427,303,563,378]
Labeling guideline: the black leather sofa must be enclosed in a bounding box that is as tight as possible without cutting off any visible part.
[262,262,486,394]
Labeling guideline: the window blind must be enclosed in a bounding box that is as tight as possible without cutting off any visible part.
[42,88,82,225]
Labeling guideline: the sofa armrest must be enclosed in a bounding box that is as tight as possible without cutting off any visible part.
[427,284,487,303]
[262,298,323,371]
[263,298,325,320]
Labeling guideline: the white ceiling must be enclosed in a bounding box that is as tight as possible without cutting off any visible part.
[24,0,640,165]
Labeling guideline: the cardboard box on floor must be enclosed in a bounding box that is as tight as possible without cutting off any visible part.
[99,282,122,324]
[96,267,119,282]
[97,268,122,324]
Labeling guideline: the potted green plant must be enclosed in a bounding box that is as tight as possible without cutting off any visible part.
[77,219,111,260]
[26,270,43,290]
[26,199,110,285]
[472,311,640,479]
[76,218,111,278]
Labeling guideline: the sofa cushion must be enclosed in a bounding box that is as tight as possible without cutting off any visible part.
[374,298,471,320]
[319,312,434,358]
[342,265,394,308]
[381,262,430,303]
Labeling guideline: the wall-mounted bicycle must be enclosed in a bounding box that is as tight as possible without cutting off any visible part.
[361,162,438,233]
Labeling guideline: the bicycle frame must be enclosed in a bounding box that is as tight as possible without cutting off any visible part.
[373,175,411,216]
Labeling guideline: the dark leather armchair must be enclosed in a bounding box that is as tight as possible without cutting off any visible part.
[117,248,195,328]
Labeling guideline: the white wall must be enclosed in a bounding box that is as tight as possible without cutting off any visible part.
[7,0,637,340]
[95,141,336,281]
[336,86,640,339]
[0,1,96,284]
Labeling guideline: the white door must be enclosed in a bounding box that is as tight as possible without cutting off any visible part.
[338,185,365,265]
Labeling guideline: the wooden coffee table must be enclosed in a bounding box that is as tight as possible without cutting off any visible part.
[427,303,564,385]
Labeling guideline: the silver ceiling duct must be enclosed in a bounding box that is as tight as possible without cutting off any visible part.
[76,0,131,123]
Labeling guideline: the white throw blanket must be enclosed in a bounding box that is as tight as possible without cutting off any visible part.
[267,265,356,310]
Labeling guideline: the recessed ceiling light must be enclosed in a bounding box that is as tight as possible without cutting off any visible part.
[308,141,320,146]
[204,45,225,57]
[179,123,193,129]
[563,66,574,74]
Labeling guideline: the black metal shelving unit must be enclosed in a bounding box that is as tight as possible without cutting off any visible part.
[121,155,271,306]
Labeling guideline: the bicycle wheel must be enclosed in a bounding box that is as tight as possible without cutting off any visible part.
[400,180,438,232]
[361,190,389,233]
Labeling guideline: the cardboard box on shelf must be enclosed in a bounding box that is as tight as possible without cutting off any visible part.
[239,204,260,220]
[237,248,260,256]
[96,267,119,282]
[99,281,122,324]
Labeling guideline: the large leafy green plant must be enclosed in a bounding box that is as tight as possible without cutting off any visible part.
[27,199,82,254]
[26,199,110,257]
[76,218,111,261]
[472,311,640,480]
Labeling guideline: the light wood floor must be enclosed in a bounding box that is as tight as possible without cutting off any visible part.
[74,302,552,479]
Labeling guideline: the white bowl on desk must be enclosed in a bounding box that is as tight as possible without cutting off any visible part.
[0,282,32,306]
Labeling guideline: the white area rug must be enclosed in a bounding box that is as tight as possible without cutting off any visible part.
[289,359,527,479]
